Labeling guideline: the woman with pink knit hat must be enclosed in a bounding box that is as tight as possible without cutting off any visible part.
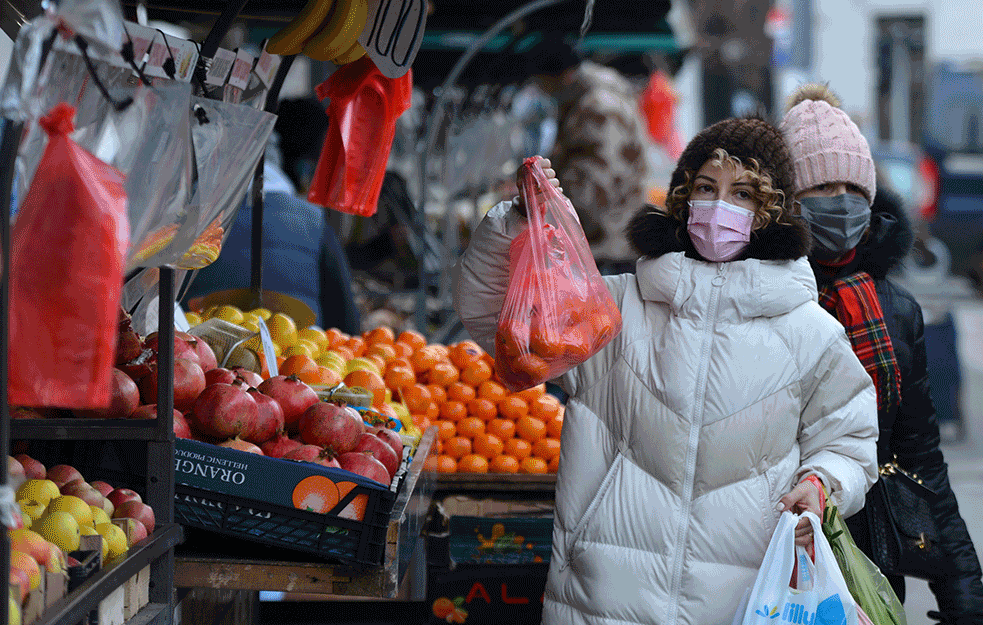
[781,83,983,624]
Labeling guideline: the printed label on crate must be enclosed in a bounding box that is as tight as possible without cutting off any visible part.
[253,44,282,89]
[205,48,236,87]
[256,319,279,377]
[427,563,549,625]
[448,517,552,565]
[227,49,254,90]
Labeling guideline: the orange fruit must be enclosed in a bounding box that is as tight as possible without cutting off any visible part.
[429,343,451,360]
[425,454,457,473]
[489,455,520,473]
[325,328,350,348]
[333,345,355,361]
[457,416,485,439]
[457,454,489,473]
[432,597,455,619]
[280,354,319,379]
[519,456,549,474]
[446,381,476,403]
[435,420,456,441]
[367,343,398,364]
[473,433,504,459]
[301,365,342,387]
[477,380,508,403]
[590,312,617,346]
[439,400,467,422]
[545,414,563,439]
[514,353,550,383]
[504,437,532,459]
[346,336,367,357]
[561,324,592,360]
[365,354,387,372]
[516,415,547,443]
[444,436,472,460]
[364,326,396,345]
[466,397,498,422]
[449,340,484,369]
[460,360,493,386]
[514,383,547,404]
[384,366,416,391]
[411,414,432,431]
[391,341,413,360]
[548,455,559,473]
[400,383,433,413]
[426,384,448,405]
[532,437,561,460]
[410,346,441,374]
[529,325,564,359]
[428,362,460,387]
[397,330,427,352]
[529,394,562,421]
[499,396,529,421]
[345,369,387,407]
[487,418,516,441]
[425,401,440,420]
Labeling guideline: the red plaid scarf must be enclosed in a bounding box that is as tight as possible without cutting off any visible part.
[817,272,901,415]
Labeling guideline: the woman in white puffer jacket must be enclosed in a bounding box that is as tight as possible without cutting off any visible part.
[451,116,879,625]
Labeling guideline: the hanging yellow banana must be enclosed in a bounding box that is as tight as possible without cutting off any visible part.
[266,0,337,56]
[331,41,366,65]
[301,0,369,62]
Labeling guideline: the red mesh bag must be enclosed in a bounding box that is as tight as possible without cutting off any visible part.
[8,103,129,408]
[494,158,622,391]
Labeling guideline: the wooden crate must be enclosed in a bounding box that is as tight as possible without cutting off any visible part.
[123,567,150,619]
[97,585,125,625]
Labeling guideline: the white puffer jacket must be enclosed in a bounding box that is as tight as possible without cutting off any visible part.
[451,201,879,625]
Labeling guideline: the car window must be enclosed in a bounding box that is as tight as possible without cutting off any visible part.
[924,63,983,154]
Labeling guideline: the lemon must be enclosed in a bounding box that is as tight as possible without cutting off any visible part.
[316,352,346,372]
[241,312,263,326]
[213,305,245,324]
[249,308,273,321]
[16,479,59,507]
[21,511,31,530]
[345,357,381,377]
[9,592,20,625]
[95,523,128,560]
[47,495,94,528]
[284,343,314,358]
[35,511,81,553]
[298,327,328,350]
[89,505,111,527]
[267,312,298,348]
[185,311,203,326]
[19,502,44,524]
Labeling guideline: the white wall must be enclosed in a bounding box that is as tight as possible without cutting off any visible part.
[0,30,12,90]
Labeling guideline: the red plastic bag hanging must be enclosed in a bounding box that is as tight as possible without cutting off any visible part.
[639,70,684,160]
[8,103,129,409]
[308,57,413,216]
[494,158,623,391]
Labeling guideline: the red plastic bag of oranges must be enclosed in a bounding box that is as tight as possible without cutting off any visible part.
[494,157,622,391]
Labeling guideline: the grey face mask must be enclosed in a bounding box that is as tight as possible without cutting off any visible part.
[799,193,871,257]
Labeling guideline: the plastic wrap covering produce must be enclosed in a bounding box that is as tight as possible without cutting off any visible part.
[307,56,412,216]
[8,103,129,409]
[173,97,277,270]
[495,157,622,391]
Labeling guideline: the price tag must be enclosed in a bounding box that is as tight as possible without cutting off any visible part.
[227,48,255,90]
[142,30,199,81]
[257,319,279,378]
[205,48,236,87]
[253,42,282,89]
[358,0,427,78]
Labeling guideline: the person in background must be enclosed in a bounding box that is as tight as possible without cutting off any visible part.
[182,100,362,334]
[781,83,983,624]
[452,115,878,625]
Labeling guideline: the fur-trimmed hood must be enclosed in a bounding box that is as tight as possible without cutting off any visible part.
[811,187,914,284]
[626,204,813,262]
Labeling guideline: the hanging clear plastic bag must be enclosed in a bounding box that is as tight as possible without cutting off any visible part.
[495,157,622,391]
[821,505,908,625]
[170,96,277,270]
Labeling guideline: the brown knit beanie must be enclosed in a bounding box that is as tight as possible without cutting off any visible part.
[668,116,797,210]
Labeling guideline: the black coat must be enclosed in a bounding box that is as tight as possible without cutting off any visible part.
[810,190,983,623]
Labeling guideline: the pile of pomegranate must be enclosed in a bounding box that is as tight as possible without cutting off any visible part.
[13,309,403,488]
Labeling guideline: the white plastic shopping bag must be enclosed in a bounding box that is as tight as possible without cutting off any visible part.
[739,511,858,625]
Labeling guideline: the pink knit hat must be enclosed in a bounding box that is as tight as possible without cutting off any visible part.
[779,84,876,203]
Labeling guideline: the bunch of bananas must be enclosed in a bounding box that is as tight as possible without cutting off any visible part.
[266,0,370,64]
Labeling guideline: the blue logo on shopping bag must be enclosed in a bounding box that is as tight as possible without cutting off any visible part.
[755,605,780,619]
[780,594,847,625]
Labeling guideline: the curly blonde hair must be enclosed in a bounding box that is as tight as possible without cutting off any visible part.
[664,148,793,230]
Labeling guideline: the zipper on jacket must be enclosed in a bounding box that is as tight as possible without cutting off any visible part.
[559,453,625,572]
[666,264,725,625]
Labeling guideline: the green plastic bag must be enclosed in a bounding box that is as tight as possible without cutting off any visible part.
[821,504,908,625]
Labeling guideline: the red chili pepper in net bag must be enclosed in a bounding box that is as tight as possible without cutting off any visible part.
[8,103,129,409]
[494,157,623,392]
[307,56,412,216]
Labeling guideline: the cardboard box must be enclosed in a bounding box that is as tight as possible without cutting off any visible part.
[439,496,554,519]
[425,563,550,625]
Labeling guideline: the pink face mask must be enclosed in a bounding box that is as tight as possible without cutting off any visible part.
[686,200,755,262]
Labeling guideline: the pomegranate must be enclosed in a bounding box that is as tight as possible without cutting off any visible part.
[232,367,264,388]
[257,375,320,434]
[353,433,400,479]
[107,488,142,508]
[369,426,404,462]
[173,411,193,439]
[338,452,391,486]
[89,480,114,497]
[188,382,257,440]
[76,368,140,418]
[118,347,155,382]
[243,389,284,445]
[260,432,303,458]
[219,438,264,455]
[190,335,218,372]
[46,465,83,488]
[115,328,143,365]
[298,402,365,454]
[139,358,207,412]
[283,445,341,468]
[113,500,156,534]
[14,455,45,480]
[143,331,201,366]
[205,368,238,386]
